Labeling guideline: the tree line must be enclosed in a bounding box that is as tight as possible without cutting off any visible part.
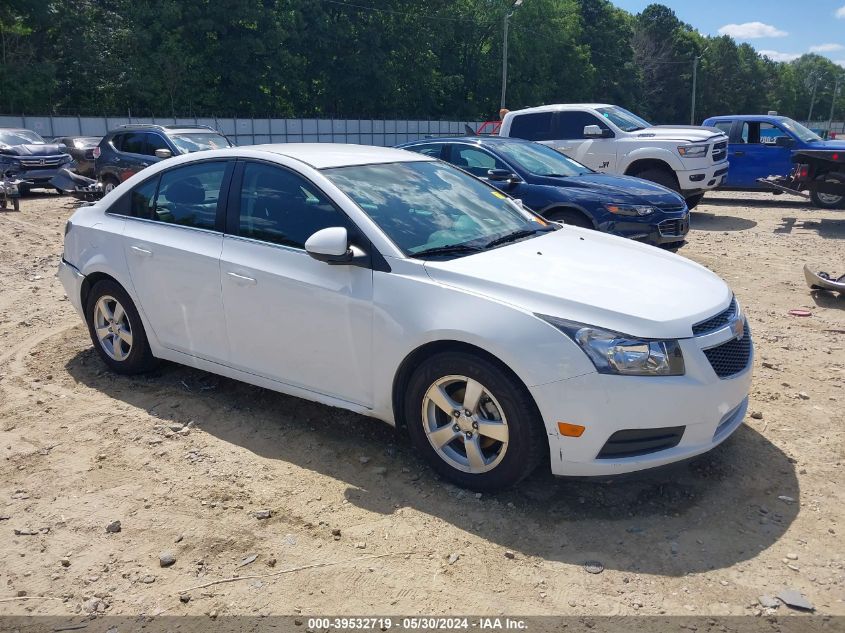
[1,0,843,125]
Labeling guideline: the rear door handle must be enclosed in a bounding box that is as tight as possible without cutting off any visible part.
[227,271,257,286]
[131,246,153,257]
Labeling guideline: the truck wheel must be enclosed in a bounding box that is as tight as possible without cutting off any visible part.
[685,193,704,210]
[810,177,845,209]
[634,168,680,194]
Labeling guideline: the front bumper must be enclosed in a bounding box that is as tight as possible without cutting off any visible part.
[58,258,85,319]
[530,332,753,477]
[677,161,730,194]
[602,212,690,247]
[19,167,67,186]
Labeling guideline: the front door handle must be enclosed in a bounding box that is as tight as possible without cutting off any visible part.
[227,271,257,286]
[131,246,153,257]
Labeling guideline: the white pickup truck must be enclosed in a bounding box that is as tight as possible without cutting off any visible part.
[499,104,729,208]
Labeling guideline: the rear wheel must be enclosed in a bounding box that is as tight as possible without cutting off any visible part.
[810,176,845,209]
[85,280,157,374]
[404,351,546,491]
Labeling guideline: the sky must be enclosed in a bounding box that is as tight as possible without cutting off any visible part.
[610,0,845,68]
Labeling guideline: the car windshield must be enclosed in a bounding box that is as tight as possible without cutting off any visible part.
[494,141,592,176]
[0,130,45,146]
[72,137,101,149]
[323,161,548,257]
[596,106,652,132]
[169,133,232,153]
[778,118,822,143]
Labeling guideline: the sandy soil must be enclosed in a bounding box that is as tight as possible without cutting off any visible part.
[0,190,842,619]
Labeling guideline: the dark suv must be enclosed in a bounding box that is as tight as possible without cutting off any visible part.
[0,128,73,192]
[94,124,233,193]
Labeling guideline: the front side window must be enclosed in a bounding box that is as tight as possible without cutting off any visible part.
[449,146,508,178]
[778,118,821,143]
[324,161,546,256]
[153,161,228,229]
[556,112,611,139]
[147,133,171,154]
[121,132,147,155]
[237,162,351,248]
[712,121,733,137]
[509,112,555,141]
[495,141,590,176]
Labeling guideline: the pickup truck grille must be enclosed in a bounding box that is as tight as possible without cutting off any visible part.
[711,141,727,163]
[19,157,64,168]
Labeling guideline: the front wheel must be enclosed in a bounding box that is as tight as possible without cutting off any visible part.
[85,280,158,374]
[404,351,546,491]
[810,177,845,209]
[100,176,119,195]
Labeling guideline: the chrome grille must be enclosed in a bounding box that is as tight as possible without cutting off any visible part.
[711,141,727,162]
[692,298,737,336]
[20,157,63,168]
[658,217,689,237]
[702,327,752,379]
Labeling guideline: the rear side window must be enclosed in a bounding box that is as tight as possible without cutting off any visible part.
[236,162,352,249]
[130,177,159,218]
[154,162,228,230]
[509,112,555,141]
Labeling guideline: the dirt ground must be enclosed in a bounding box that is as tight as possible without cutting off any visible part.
[0,190,842,620]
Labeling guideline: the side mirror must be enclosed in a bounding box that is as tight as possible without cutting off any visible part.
[775,136,794,148]
[155,148,172,159]
[583,125,605,138]
[305,227,355,264]
[487,168,520,184]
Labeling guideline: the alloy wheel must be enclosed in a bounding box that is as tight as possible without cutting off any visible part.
[421,375,509,474]
[93,295,133,361]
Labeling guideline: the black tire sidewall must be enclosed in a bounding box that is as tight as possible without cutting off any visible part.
[810,184,845,209]
[404,351,545,491]
[636,168,681,194]
[85,280,156,374]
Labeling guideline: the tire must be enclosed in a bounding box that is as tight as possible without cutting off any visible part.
[546,208,594,229]
[404,351,546,491]
[633,167,681,194]
[684,193,704,210]
[85,279,157,374]
[100,176,119,195]
[809,177,845,209]
[12,197,19,212]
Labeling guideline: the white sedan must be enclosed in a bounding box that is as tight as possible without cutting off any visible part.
[59,144,753,490]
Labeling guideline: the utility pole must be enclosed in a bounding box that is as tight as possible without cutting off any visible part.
[827,76,841,138]
[807,74,820,123]
[690,47,708,126]
[500,0,523,112]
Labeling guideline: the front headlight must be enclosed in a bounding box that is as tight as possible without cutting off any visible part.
[677,144,708,158]
[604,203,654,216]
[537,314,685,376]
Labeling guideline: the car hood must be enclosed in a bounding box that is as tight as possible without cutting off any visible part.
[1,143,67,157]
[533,173,686,208]
[423,227,731,339]
[633,125,726,144]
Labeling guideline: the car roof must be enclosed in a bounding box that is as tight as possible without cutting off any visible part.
[704,115,790,122]
[248,143,434,169]
[507,104,613,115]
[399,136,535,149]
[110,124,220,135]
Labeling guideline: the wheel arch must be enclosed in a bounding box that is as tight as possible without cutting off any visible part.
[624,157,676,179]
[538,204,597,228]
[391,340,540,431]
[80,270,122,311]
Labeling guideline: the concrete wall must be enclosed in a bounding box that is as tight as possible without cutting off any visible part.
[0,115,484,146]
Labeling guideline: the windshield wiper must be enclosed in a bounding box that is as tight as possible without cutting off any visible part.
[543,173,570,177]
[412,243,483,259]
[484,227,552,249]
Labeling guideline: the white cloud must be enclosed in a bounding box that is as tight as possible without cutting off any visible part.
[836,4,845,18]
[759,50,801,62]
[809,43,844,53]
[718,22,788,39]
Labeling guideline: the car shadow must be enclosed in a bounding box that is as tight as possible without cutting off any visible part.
[65,349,799,577]
[809,289,845,309]
[703,195,810,211]
[690,211,757,232]
[774,217,845,239]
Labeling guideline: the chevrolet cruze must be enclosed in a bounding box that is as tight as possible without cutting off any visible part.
[59,144,753,491]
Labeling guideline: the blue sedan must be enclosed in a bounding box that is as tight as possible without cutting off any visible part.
[398,136,690,249]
